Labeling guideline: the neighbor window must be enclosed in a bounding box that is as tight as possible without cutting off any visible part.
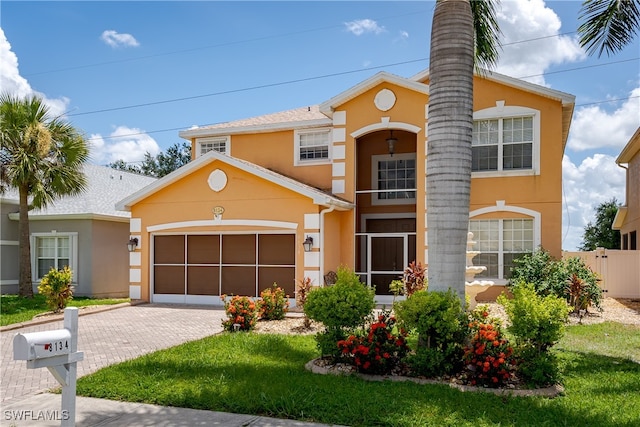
[295,129,331,164]
[469,218,534,280]
[371,153,416,205]
[31,233,77,280]
[472,116,533,172]
[197,136,230,157]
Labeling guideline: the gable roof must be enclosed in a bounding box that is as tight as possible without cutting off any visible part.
[319,71,430,117]
[179,105,331,139]
[616,126,640,164]
[4,164,156,221]
[411,68,576,149]
[116,150,354,212]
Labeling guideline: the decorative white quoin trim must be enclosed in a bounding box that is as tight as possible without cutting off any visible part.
[332,179,345,194]
[304,252,320,268]
[147,219,298,232]
[333,128,346,143]
[332,145,346,160]
[303,270,321,286]
[129,252,141,266]
[332,162,345,177]
[304,213,320,230]
[333,111,346,126]
[129,285,141,299]
[129,268,141,283]
[130,218,142,233]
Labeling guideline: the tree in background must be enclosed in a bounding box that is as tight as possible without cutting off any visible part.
[578,0,640,57]
[0,93,89,298]
[109,142,191,178]
[579,197,621,250]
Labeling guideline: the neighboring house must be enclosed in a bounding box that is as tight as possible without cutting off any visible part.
[117,69,575,305]
[613,126,640,250]
[0,164,156,297]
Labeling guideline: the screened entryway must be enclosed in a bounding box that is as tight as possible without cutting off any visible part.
[152,233,295,304]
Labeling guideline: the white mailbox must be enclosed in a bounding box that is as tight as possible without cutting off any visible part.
[14,329,72,361]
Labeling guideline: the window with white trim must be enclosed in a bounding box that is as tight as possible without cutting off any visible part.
[31,233,78,281]
[469,218,534,279]
[295,129,331,165]
[196,136,230,158]
[472,116,533,172]
[371,153,416,205]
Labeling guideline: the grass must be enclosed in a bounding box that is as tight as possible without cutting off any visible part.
[0,294,129,326]
[75,322,640,427]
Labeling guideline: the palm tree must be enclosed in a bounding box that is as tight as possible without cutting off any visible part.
[0,93,89,297]
[426,0,501,302]
[578,0,640,57]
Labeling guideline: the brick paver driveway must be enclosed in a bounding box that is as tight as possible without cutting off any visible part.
[1,304,225,405]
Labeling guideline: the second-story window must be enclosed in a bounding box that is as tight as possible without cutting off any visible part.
[196,136,230,158]
[472,116,534,172]
[295,129,331,165]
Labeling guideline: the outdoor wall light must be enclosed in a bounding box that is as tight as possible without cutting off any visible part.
[303,236,314,252]
[127,237,139,252]
[386,130,397,157]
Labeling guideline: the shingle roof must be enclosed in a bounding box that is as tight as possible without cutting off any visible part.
[3,164,156,219]
[179,105,330,138]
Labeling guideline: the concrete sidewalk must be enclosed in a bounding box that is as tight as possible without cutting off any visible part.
[1,394,339,426]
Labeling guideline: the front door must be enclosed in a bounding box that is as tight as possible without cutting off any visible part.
[358,218,416,302]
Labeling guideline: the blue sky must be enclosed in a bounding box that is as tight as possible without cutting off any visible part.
[1,1,638,251]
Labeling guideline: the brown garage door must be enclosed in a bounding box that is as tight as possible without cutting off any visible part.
[153,233,295,301]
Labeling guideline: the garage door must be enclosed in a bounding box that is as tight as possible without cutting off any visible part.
[152,233,295,304]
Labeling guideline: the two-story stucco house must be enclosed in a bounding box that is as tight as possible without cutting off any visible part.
[613,127,640,250]
[116,68,575,305]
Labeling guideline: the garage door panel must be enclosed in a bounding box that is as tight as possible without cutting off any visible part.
[187,266,219,295]
[187,235,220,264]
[155,236,185,264]
[154,266,185,294]
[258,234,295,265]
[222,235,256,264]
[258,267,295,296]
[221,266,256,296]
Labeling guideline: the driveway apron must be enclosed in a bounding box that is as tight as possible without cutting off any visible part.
[1,304,226,405]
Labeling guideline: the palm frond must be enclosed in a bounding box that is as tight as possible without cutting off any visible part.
[470,0,503,71]
[578,0,640,57]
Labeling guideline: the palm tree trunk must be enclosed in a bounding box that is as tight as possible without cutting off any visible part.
[18,186,34,298]
[426,0,475,303]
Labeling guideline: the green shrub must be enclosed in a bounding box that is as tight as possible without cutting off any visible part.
[509,248,603,312]
[37,266,74,313]
[498,284,570,386]
[304,267,375,359]
[257,283,289,320]
[220,295,258,331]
[394,290,467,377]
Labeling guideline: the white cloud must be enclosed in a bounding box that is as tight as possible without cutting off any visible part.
[0,28,69,117]
[561,153,625,251]
[495,0,585,85]
[100,30,140,48]
[567,87,640,151]
[89,126,160,165]
[344,19,385,36]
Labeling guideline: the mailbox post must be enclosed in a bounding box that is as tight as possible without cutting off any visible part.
[13,307,84,427]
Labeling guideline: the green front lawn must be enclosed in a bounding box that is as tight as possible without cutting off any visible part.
[0,294,129,326]
[75,322,640,427]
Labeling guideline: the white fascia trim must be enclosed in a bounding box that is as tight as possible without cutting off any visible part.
[411,68,575,106]
[0,197,19,205]
[179,119,332,139]
[147,219,299,232]
[320,71,429,116]
[8,212,130,222]
[351,122,422,139]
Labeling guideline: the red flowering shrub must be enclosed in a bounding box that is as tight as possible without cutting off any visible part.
[463,311,516,387]
[257,283,289,320]
[221,295,257,331]
[337,311,409,375]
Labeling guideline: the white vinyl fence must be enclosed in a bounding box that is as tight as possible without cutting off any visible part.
[562,249,640,299]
